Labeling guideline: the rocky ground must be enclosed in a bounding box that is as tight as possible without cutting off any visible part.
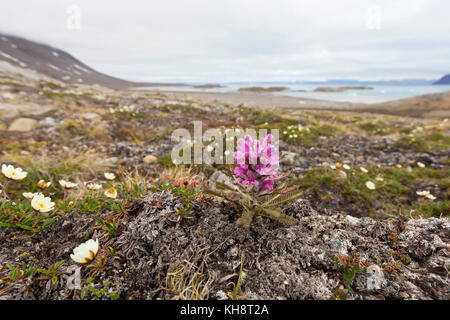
[0,71,449,300]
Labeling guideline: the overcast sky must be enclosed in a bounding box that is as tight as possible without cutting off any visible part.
[0,0,449,82]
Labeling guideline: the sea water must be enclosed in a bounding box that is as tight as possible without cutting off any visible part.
[135,82,450,104]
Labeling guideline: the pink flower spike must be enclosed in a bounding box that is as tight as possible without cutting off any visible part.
[261,179,274,191]
[234,134,279,193]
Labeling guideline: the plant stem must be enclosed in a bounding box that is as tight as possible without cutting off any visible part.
[236,208,255,228]
[0,180,10,201]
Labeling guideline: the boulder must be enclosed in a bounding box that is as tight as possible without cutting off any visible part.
[338,170,348,180]
[143,155,158,163]
[8,117,38,131]
[0,103,54,119]
[39,117,58,126]
[79,113,101,121]
[1,92,15,100]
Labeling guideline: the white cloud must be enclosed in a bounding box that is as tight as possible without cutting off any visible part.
[0,0,448,82]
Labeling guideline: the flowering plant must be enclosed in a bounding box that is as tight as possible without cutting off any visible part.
[205,134,302,228]
[234,134,278,191]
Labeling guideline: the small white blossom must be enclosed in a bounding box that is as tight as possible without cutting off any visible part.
[70,239,99,264]
[417,162,425,168]
[365,181,376,190]
[31,194,55,213]
[86,183,102,191]
[104,187,118,199]
[416,190,436,200]
[1,164,27,180]
[425,193,436,200]
[37,180,52,189]
[59,179,77,189]
[104,172,116,180]
[360,167,368,173]
[23,192,44,199]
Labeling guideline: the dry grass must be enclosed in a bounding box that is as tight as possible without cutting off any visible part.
[160,234,237,300]
[0,149,110,179]
[162,246,216,300]
[118,167,150,193]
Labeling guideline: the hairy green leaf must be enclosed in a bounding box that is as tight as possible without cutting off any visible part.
[262,192,303,208]
[257,207,297,226]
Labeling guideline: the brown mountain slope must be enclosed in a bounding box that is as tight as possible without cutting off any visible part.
[356,90,450,118]
[0,33,184,90]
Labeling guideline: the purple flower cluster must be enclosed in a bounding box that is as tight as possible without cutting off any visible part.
[234,134,279,191]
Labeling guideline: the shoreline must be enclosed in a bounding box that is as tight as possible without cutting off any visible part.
[141,89,360,109]
[134,88,450,118]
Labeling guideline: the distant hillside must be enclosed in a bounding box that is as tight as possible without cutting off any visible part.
[357,90,450,118]
[434,74,450,85]
[0,33,184,90]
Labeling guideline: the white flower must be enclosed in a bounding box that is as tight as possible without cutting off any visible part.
[330,164,336,170]
[23,192,44,199]
[70,239,99,264]
[104,187,117,199]
[375,176,384,182]
[31,194,55,213]
[206,145,214,152]
[360,167,368,173]
[365,181,376,190]
[343,164,351,170]
[416,190,436,200]
[1,164,27,180]
[417,162,425,168]
[425,194,436,200]
[224,150,230,156]
[86,183,102,191]
[37,180,51,189]
[59,179,77,189]
[104,172,116,180]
